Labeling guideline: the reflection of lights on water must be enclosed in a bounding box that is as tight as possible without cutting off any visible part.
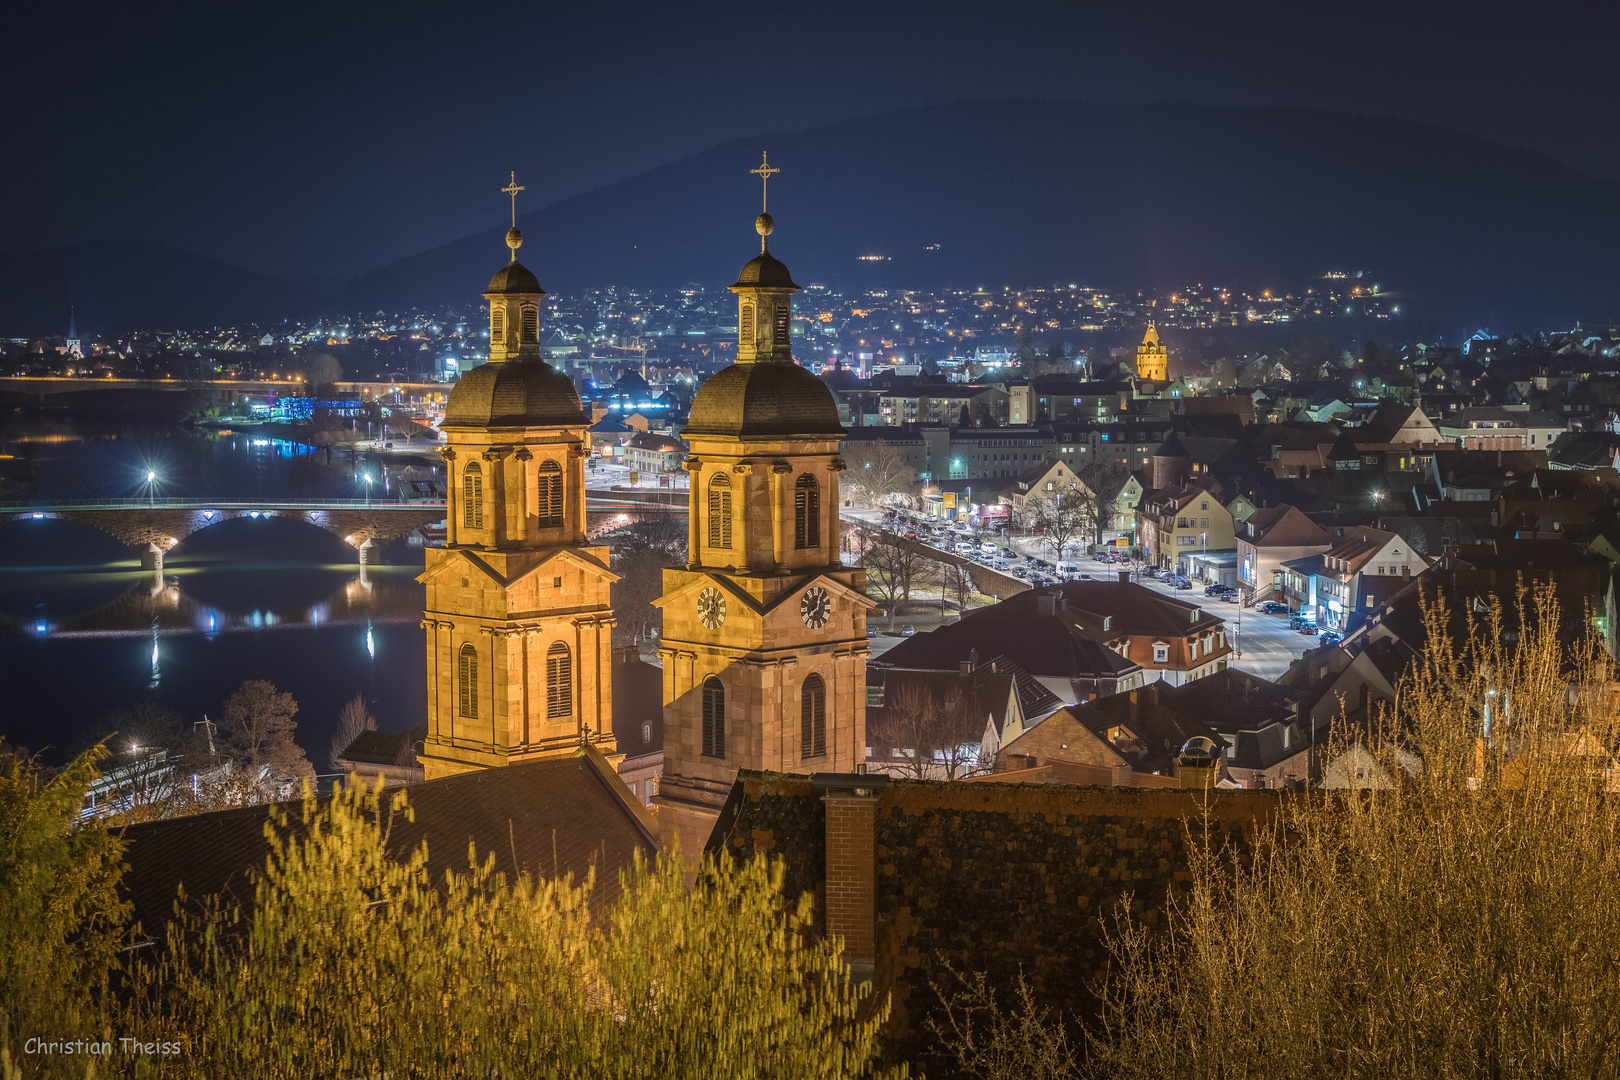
[208,612,217,634]
[251,610,264,627]
[149,628,161,687]
[365,624,375,659]
[35,619,47,636]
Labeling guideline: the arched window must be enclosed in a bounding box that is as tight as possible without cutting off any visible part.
[537,459,563,527]
[458,643,478,718]
[707,474,733,549]
[739,303,754,342]
[800,673,826,759]
[773,304,789,344]
[521,302,539,342]
[490,306,505,344]
[546,641,572,718]
[701,676,725,758]
[794,473,820,549]
[463,461,484,529]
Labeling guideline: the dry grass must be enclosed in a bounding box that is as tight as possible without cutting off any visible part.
[1084,584,1620,1078]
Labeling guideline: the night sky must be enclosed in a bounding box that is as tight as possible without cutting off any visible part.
[10,0,1618,282]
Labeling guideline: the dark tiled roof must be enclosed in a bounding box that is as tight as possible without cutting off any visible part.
[118,751,657,937]
[485,259,544,296]
[341,723,426,767]
[1160,669,1296,734]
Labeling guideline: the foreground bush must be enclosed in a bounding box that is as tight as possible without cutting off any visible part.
[2,767,900,1078]
[1085,585,1620,1079]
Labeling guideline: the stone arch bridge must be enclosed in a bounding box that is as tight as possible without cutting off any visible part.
[1,496,686,571]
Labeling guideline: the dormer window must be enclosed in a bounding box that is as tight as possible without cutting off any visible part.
[1153,642,1169,663]
[1102,616,1111,630]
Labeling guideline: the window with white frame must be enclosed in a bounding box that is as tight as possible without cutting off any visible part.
[1153,642,1169,663]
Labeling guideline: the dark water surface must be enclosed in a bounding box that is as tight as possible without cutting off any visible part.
[0,413,435,765]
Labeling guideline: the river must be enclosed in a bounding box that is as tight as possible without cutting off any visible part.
[0,412,437,767]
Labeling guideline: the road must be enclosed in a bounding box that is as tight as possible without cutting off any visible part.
[842,506,1314,682]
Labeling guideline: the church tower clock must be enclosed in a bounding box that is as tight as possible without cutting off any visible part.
[652,157,872,851]
[417,176,619,779]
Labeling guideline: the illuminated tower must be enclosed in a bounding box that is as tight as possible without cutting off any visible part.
[652,155,872,852]
[1136,322,1168,382]
[417,174,619,779]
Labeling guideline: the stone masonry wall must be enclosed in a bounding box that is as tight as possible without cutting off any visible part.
[711,773,1286,1065]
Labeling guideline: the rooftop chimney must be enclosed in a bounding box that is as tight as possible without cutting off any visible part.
[1118,570,1131,583]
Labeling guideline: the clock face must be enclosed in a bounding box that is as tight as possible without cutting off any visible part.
[697,587,727,629]
[800,586,832,630]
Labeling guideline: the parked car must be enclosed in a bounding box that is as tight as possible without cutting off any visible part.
[866,624,879,638]
[1259,601,1289,615]
[899,624,917,637]
[1318,629,1343,644]
[1297,623,1320,636]
[1174,578,1193,590]
[1220,592,1238,603]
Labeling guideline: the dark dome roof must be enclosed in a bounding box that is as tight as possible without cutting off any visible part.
[684,362,844,440]
[730,251,799,291]
[485,259,544,296]
[443,360,586,429]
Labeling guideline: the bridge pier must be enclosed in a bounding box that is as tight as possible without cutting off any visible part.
[356,538,376,566]
[140,543,164,574]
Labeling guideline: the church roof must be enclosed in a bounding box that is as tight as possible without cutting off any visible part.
[684,362,844,440]
[443,359,587,429]
[485,259,544,296]
[730,251,800,291]
[116,750,658,936]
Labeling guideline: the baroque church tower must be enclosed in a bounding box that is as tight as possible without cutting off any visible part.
[652,166,872,850]
[418,186,619,779]
[1136,322,1168,382]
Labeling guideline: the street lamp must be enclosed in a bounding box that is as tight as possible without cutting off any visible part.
[145,470,158,508]
[361,472,374,506]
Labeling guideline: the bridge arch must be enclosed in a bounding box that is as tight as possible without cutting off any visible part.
[0,504,445,556]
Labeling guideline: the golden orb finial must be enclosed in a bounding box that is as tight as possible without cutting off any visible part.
[755,212,775,252]
[506,226,523,262]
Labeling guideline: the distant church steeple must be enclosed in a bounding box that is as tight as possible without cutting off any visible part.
[65,306,82,360]
[1136,321,1167,382]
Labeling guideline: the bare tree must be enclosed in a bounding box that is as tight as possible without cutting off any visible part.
[1073,462,1129,546]
[1032,490,1093,562]
[842,441,919,509]
[868,679,990,780]
[218,680,312,786]
[609,517,688,647]
[856,525,927,622]
[329,693,377,770]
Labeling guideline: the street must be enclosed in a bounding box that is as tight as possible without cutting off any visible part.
[842,506,1314,682]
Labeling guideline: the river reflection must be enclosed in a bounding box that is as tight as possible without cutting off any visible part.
[0,512,427,767]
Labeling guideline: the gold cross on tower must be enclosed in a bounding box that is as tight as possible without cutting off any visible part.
[502,171,525,227]
[750,152,779,213]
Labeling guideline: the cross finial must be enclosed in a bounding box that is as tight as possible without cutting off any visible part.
[579,722,593,746]
[502,171,525,228]
[750,152,779,213]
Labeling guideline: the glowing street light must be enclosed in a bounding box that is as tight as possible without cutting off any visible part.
[145,470,159,508]
[361,472,374,506]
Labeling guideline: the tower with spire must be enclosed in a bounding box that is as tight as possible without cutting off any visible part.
[416,174,620,779]
[1136,322,1168,382]
[651,155,873,853]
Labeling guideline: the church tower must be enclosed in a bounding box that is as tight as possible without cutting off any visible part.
[1136,322,1168,383]
[418,177,619,779]
[651,159,871,851]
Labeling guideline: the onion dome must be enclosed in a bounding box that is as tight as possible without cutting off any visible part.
[443,360,586,429]
[684,362,844,440]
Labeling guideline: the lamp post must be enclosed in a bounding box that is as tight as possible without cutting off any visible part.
[361,472,373,507]
[145,470,157,508]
